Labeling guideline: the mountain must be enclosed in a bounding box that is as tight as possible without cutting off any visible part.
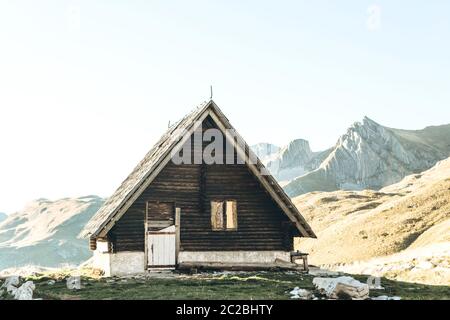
[293,157,450,285]
[251,143,280,163]
[0,212,6,223]
[280,117,450,197]
[0,196,104,271]
[252,140,332,184]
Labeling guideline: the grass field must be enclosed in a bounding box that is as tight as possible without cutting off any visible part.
[21,271,450,300]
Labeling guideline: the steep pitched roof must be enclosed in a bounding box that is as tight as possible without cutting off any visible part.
[80,100,316,239]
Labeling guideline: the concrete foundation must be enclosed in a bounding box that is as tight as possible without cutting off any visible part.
[92,243,291,276]
[178,251,291,264]
[92,248,145,277]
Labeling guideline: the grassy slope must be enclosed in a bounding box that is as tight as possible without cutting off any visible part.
[19,271,450,300]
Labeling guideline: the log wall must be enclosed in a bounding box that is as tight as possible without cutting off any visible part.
[108,116,296,252]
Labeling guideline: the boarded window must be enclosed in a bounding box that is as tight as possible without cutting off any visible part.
[211,201,224,230]
[211,200,237,231]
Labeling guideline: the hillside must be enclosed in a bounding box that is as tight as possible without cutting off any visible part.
[293,157,450,285]
[0,196,104,270]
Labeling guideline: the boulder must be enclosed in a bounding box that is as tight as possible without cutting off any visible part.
[66,276,81,290]
[313,276,369,300]
[0,276,20,295]
[289,287,313,300]
[14,281,35,300]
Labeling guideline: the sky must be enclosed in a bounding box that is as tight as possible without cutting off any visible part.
[1,0,450,213]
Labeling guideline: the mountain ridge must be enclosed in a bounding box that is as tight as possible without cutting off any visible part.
[252,117,450,197]
[0,196,104,270]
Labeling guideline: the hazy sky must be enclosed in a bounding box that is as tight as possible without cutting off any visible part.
[1,1,450,213]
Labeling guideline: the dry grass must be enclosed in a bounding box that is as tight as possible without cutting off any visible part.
[293,158,450,285]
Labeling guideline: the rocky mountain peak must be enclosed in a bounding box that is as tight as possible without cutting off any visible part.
[285,118,450,197]
[279,139,313,164]
[286,138,311,151]
[362,115,381,126]
[337,116,389,150]
[347,116,382,132]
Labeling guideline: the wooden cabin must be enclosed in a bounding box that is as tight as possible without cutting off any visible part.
[80,100,315,276]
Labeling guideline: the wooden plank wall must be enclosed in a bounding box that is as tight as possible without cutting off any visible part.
[108,116,296,252]
[147,201,175,230]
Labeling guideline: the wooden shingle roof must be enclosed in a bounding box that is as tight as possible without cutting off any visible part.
[79,100,316,239]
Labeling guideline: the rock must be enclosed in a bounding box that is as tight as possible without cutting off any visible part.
[47,280,56,285]
[66,276,81,290]
[372,295,401,301]
[372,295,389,300]
[14,281,35,300]
[0,276,20,295]
[297,289,313,300]
[289,287,313,300]
[313,276,369,300]
[4,286,17,296]
[1,276,20,288]
[289,287,300,295]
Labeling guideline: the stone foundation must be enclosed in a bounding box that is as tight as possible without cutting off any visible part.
[92,244,291,276]
[178,251,291,264]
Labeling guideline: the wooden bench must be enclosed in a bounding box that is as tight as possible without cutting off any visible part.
[290,251,309,272]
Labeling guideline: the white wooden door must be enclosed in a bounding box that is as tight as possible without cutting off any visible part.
[147,226,176,267]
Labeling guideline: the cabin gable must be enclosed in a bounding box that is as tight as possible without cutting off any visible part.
[108,116,298,253]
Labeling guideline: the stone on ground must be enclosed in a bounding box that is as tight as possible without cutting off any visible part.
[66,276,81,290]
[289,287,313,300]
[0,276,20,295]
[14,281,35,300]
[313,276,369,300]
[372,295,401,300]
